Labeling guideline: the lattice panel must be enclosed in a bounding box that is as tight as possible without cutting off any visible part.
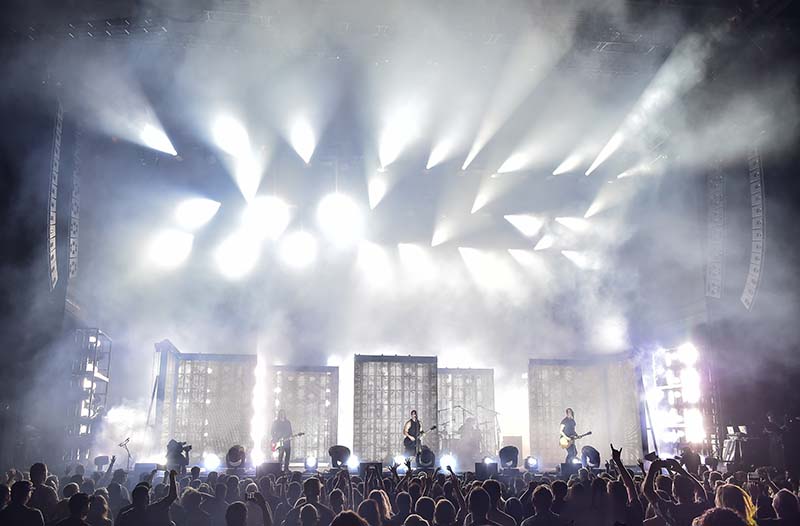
[265,367,338,462]
[172,359,254,460]
[438,369,497,459]
[528,357,643,469]
[353,356,438,462]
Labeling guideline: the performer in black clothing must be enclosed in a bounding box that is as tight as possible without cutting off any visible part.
[403,410,421,458]
[271,410,293,472]
[560,408,578,464]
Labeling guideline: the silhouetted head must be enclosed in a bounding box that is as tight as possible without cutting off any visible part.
[434,498,456,526]
[10,481,33,505]
[773,489,799,519]
[304,478,322,501]
[468,487,491,519]
[29,463,47,485]
[410,410,418,421]
[301,503,319,526]
[414,496,435,522]
[715,484,755,524]
[396,491,412,514]
[482,480,502,508]
[357,498,382,526]
[331,510,369,526]
[226,501,247,526]
[191,466,201,479]
[532,485,553,513]
[692,507,747,526]
[131,485,150,509]
[69,492,91,518]
[63,482,80,499]
[565,408,574,418]
[278,410,287,421]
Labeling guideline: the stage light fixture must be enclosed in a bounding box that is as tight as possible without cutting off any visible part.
[233,152,263,203]
[439,453,457,471]
[317,193,364,248]
[553,153,582,176]
[290,117,316,164]
[504,214,544,237]
[427,139,453,169]
[305,457,318,472]
[175,198,220,230]
[140,124,177,156]
[368,178,388,210]
[677,343,699,366]
[242,195,291,241]
[534,234,555,251]
[483,457,494,465]
[328,445,351,468]
[417,447,436,469]
[393,454,407,466]
[148,229,193,269]
[280,231,317,269]
[524,456,538,472]
[346,455,360,472]
[586,132,623,176]
[379,103,419,169]
[215,231,260,279]
[571,458,582,465]
[398,243,436,281]
[497,153,529,174]
[555,217,590,233]
[226,445,247,468]
[498,446,519,468]
[212,115,250,157]
[203,453,221,471]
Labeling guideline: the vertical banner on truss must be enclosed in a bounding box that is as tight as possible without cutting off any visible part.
[705,164,725,299]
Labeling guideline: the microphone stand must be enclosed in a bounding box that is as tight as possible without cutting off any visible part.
[118,438,132,471]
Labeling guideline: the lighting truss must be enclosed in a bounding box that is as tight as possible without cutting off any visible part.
[353,355,438,463]
[64,329,112,464]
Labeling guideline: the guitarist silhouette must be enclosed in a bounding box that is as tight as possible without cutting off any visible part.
[559,407,580,464]
[403,410,422,458]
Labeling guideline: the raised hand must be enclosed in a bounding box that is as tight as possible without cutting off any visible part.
[610,444,622,463]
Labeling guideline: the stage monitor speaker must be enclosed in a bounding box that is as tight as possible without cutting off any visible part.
[475,462,498,480]
[256,462,283,478]
[560,462,580,477]
[359,462,383,479]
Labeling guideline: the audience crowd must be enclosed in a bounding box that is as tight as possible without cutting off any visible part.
[1,444,798,526]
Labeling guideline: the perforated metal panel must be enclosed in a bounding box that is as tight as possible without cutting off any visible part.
[353,356,438,462]
[528,356,644,469]
[265,366,338,462]
[438,368,498,460]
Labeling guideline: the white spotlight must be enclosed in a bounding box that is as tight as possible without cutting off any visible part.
[279,231,317,269]
[427,139,453,170]
[459,247,517,294]
[317,193,364,248]
[524,456,538,471]
[346,455,360,472]
[379,104,419,168]
[234,152,263,203]
[431,223,451,248]
[553,153,582,175]
[140,124,177,156]
[203,453,221,471]
[561,250,601,270]
[175,198,220,230]
[368,178,388,210]
[586,132,624,176]
[471,192,490,214]
[305,457,318,471]
[598,317,628,351]
[215,231,261,279]
[534,234,555,251]
[439,453,457,471]
[212,115,250,157]
[290,117,316,164]
[677,343,699,366]
[148,229,193,269]
[483,457,494,465]
[504,214,544,237]
[555,217,590,233]
[242,195,291,241]
[497,152,529,174]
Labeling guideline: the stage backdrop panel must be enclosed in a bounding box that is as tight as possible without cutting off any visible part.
[265,366,339,463]
[528,356,645,469]
[155,340,256,463]
[438,368,498,460]
[354,355,438,462]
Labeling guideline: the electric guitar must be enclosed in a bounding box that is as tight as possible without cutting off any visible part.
[559,431,592,449]
[403,425,437,456]
[271,432,304,452]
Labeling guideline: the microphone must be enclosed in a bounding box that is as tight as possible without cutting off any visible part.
[118,438,130,448]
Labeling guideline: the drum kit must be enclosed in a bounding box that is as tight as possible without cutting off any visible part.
[437,405,498,464]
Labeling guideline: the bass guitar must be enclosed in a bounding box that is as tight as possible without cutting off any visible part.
[403,425,437,456]
[271,432,305,452]
[559,431,592,449]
